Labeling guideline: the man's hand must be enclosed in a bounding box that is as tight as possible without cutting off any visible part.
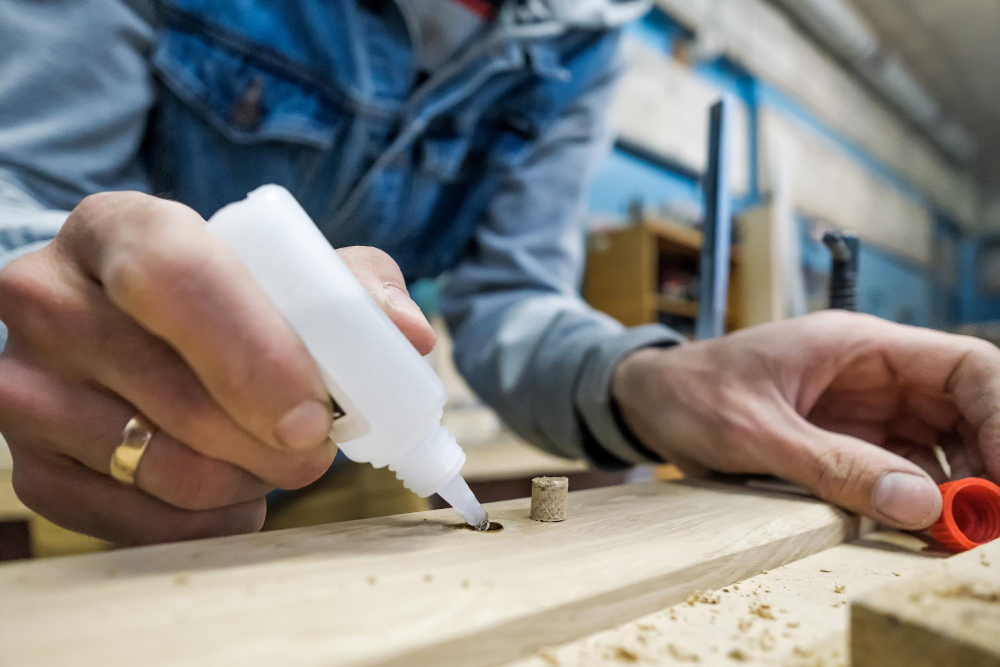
[0,192,435,544]
[614,311,1000,529]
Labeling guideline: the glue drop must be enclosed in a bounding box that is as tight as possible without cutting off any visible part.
[208,185,489,530]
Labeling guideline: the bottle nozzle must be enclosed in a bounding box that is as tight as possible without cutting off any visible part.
[438,474,489,530]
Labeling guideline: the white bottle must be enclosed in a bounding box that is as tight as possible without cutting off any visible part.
[208,185,488,530]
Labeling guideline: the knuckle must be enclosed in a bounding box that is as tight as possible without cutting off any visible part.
[103,237,210,309]
[0,254,44,321]
[809,446,859,500]
[0,252,82,344]
[67,192,119,232]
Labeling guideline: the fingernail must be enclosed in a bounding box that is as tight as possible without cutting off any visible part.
[873,472,941,528]
[274,400,333,450]
[383,283,428,323]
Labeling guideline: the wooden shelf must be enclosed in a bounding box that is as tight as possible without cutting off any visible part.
[584,218,746,330]
[657,295,699,318]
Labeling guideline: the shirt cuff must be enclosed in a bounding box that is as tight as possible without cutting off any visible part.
[574,324,686,468]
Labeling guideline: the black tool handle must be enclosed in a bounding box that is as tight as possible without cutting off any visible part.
[822,231,859,312]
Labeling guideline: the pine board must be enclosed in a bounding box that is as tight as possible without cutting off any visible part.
[0,480,857,667]
[852,538,1000,667]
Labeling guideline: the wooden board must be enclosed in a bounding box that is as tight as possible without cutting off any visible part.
[0,480,857,667]
[852,539,1000,667]
[506,531,940,666]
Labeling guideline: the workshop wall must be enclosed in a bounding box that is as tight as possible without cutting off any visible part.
[587,4,979,329]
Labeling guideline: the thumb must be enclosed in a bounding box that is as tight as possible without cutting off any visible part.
[779,422,942,530]
[336,247,436,355]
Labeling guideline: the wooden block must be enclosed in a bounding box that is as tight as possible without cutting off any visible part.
[507,532,938,666]
[852,539,1000,667]
[0,481,857,667]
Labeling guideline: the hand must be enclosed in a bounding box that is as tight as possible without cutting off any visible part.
[0,192,435,544]
[613,311,1000,530]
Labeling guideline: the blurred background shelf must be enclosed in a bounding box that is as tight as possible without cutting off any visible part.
[583,217,744,334]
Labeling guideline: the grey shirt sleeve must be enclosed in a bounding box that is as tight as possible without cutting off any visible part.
[439,43,685,468]
[0,0,157,348]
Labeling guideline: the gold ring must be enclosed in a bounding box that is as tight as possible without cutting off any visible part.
[109,414,157,486]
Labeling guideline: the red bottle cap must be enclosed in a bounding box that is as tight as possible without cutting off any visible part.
[929,478,1000,552]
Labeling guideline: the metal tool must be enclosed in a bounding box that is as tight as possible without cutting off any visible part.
[695,98,735,341]
[822,231,859,311]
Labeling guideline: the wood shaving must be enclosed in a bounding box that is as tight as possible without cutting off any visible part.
[892,572,901,577]
[819,568,832,573]
[834,584,846,594]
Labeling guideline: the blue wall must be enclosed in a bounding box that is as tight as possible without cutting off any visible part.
[959,237,1000,322]
[587,8,966,329]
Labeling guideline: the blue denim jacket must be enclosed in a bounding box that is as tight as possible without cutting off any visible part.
[0,0,682,467]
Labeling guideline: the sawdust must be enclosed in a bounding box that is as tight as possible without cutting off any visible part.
[173,574,190,586]
[422,574,433,582]
[686,590,721,606]
[637,623,657,632]
[787,621,800,628]
[792,646,812,657]
[461,579,471,589]
[749,602,776,620]
[667,643,700,663]
[733,585,740,591]
[538,650,559,665]
[892,572,901,577]
[727,648,750,662]
[982,552,992,568]
[367,576,377,585]
[833,584,846,594]
[610,646,640,663]
[929,583,1000,603]
[759,627,776,652]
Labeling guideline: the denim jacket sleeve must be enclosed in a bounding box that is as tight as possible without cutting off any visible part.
[438,41,685,469]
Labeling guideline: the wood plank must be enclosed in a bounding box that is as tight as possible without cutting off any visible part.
[0,481,857,667]
[506,532,940,666]
[852,539,1000,667]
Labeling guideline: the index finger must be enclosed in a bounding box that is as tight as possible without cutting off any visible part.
[866,317,1000,480]
[58,192,333,452]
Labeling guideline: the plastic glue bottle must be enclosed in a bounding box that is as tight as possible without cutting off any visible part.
[208,185,490,530]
